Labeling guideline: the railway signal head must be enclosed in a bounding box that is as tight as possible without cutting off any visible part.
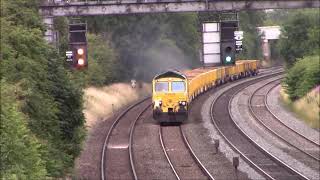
[73,45,88,69]
[69,23,88,70]
[221,42,236,65]
[220,21,238,65]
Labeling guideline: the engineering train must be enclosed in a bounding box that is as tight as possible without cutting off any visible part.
[152,60,260,123]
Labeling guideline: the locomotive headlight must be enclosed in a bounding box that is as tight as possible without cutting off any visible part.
[179,101,186,106]
[155,100,162,107]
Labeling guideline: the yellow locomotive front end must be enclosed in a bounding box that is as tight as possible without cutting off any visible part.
[152,71,188,123]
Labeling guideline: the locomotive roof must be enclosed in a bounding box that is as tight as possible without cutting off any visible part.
[153,70,186,80]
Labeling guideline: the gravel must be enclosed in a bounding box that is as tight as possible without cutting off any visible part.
[183,86,250,180]
[132,110,177,180]
[75,113,118,179]
[161,126,208,179]
[230,77,320,180]
[105,100,151,179]
[267,85,320,143]
[74,98,149,179]
[75,70,289,179]
[200,75,272,180]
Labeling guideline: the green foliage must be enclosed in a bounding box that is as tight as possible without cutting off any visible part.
[1,0,85,177]
[264,10,291,26]
[62,34,120,87]
[53,17,69,56]
[269,40,281,61]
[279,10,320,66]
[52,17,122,86]
[164,14,200,64]
[85,13,200,80]
[1,81,47,179]
[1,19,61,141]
[47,56,86,161]
[306,25,320,55]
[284,55,320,101]
[1,0,43,29]
[85,34,120,86]
[238,11,265,59]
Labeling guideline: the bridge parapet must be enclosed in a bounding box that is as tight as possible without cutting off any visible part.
[40,0,319,17]
[39,0,319,43]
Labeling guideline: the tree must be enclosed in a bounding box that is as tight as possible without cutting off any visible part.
[284,56,320,100]
[237,11,266,60]
[85,13,200,81]
[279,10,320,66]
[1,81,47,179]
[1,0,86,177]
[85,34,120,86]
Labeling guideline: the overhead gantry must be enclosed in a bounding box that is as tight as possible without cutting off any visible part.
[41,0,319,16]
[40,0,320,42]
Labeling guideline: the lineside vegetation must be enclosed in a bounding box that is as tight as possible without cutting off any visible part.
[279,10,319,101]
[277,10,320,128]
[1,0,85,178]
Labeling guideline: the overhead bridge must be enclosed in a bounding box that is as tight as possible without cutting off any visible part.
[40,0,319,43]
[40,0,319,16]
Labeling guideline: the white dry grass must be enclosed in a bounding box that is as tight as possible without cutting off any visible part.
[280,86,320,129]
[83,83,151,129]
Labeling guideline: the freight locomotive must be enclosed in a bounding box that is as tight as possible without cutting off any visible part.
[152,60,259,123]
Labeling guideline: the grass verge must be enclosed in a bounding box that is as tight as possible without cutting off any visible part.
[83,82,151,129]
[279,85,319,129]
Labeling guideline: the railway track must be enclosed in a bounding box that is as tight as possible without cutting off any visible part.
[266,83,320,138]
[265,82,320,147]
[100,97,150,180]
[211,72,309,180]
[99,67,291,180]
[159,125,214,180]
[155,68,283,180]
[259,66,283,75]
[249,78,320,168]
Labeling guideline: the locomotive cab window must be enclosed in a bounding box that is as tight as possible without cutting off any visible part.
[171,81,185,92]
[155,82,169,92]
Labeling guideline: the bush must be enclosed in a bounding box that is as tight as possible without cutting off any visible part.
[85,13,200,80]
[1,81,47,179]
[284,55,320,100]
[1,0,86,177]
[237,11,265,60]
[279,10,319,66]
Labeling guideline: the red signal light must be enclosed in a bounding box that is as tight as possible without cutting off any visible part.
[78,58,85,66]
[73,46,87,69]
[77,48,84,55]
